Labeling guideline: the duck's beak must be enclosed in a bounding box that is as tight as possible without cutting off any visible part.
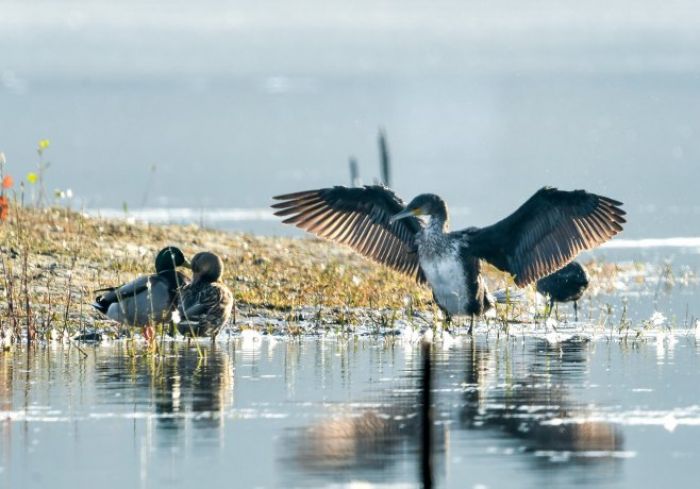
[389,208,419,224]
[181,258,192,269]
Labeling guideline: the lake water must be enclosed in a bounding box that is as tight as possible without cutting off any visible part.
[5,71,700,239]
[2,332,700,489]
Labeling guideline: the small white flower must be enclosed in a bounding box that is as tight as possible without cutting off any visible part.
[65,188,73,199]
[171,310,181,324]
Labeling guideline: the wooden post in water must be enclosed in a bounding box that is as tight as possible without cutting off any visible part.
[421,340,433,489]
[378,128,391,187]
[349,157,361,187]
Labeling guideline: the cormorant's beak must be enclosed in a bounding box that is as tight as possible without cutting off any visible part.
[389,208,419,224]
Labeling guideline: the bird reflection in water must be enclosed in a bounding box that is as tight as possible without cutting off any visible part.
[95,342,234,433]
[154,343,234,431]
[284,338,623,485]
[460,339,623,461]
[284,345,445,485]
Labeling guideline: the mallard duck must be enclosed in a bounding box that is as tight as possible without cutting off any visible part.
[175,251,233,338]
[92,246,190,334]
[273,186,625,333]
[536,261,590,320]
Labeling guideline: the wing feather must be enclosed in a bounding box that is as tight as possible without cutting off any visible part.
[462,187,625,286]
[272,185,424,281]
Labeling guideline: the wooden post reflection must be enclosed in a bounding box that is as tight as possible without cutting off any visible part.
[421,340,433,489]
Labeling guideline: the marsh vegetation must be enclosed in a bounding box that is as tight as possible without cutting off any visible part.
[0,199,696,348]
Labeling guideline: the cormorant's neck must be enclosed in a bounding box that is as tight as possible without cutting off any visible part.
[426,214,449,234]
[425,198,449,233]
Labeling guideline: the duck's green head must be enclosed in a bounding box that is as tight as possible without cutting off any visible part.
[155,246,189,273]
[191,251,224,283]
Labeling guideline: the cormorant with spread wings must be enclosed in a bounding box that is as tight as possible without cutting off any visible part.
[272,186,625,333]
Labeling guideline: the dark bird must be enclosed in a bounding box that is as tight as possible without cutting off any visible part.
[272,186,625,333]
[92,246,190,334]
[175,251,234,338]
[536,261,590,321]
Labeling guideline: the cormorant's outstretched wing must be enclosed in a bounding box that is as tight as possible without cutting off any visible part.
[272,185,425,281]
[459,187,625,286]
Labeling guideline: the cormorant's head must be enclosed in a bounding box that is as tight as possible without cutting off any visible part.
[389,194,448,226]
[155,246,190,273]
[191,251,224,283]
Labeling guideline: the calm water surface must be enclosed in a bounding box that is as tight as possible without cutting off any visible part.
[2,332,700,489]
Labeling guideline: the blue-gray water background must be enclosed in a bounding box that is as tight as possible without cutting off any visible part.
[2,0,700,238]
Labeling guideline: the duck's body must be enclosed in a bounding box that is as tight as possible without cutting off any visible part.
[176,252,233,338]
[92,247,189,329]
[95,271,188,326]
[536,261,590,320]
[273,185,625,333]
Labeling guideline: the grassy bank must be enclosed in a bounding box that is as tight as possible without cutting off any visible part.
[0,204,636,342]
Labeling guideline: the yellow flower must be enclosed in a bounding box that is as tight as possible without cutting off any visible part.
[38,139,50,151]
[27,172,37,184]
